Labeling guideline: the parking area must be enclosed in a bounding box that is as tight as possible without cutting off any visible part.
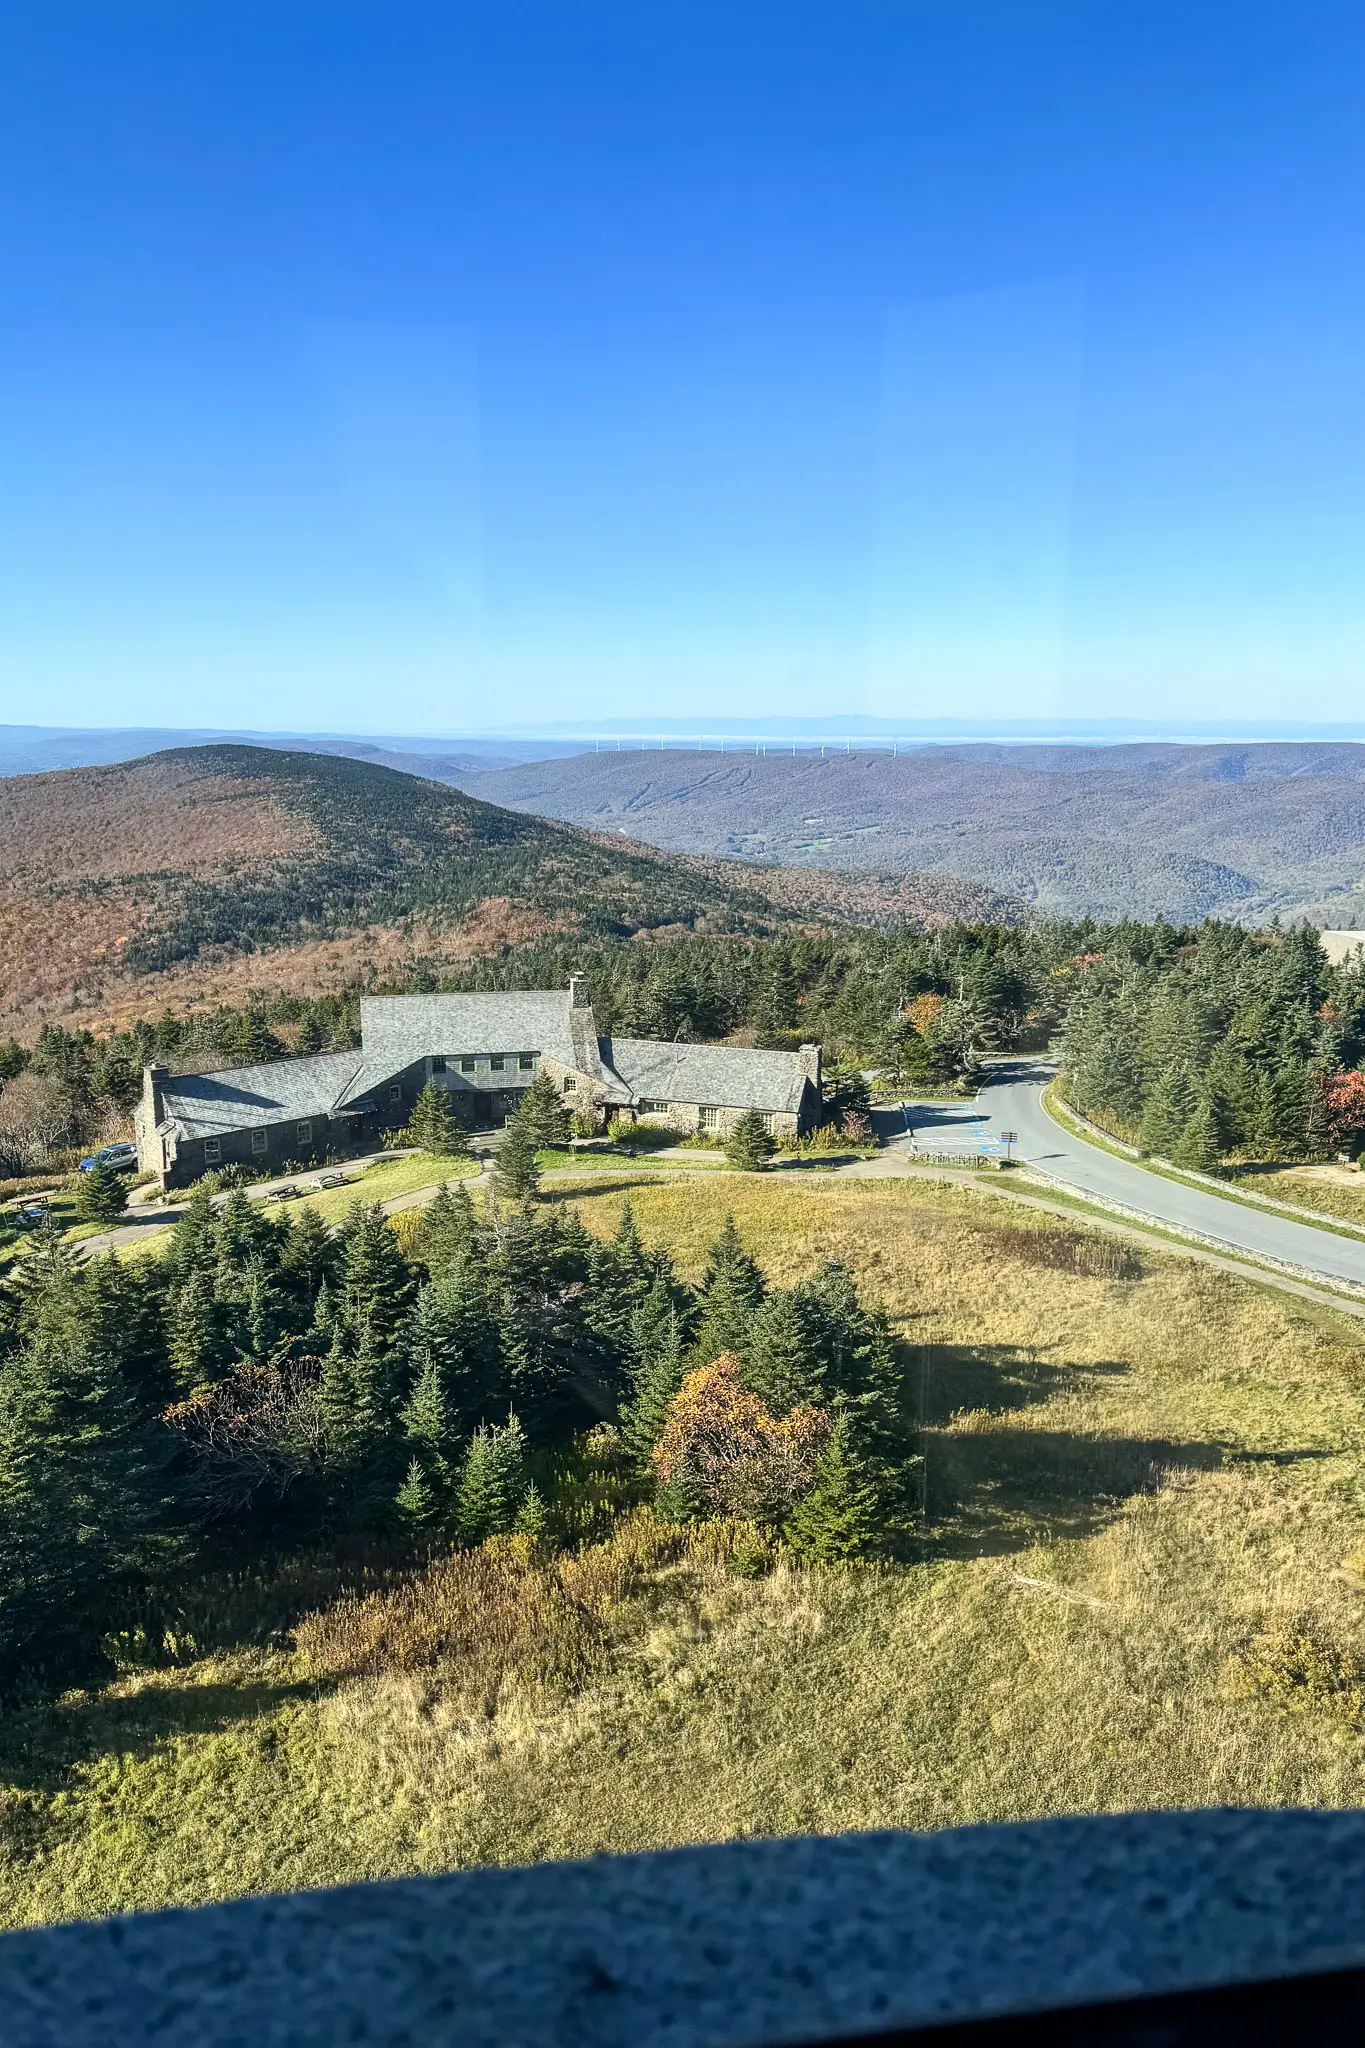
[896,1095,1007,1162]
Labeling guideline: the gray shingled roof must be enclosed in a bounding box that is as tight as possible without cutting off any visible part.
[159,1051,365,1139]
[604,1038,815,1114]
[156,995,818,1139]
[334,992,587,1109]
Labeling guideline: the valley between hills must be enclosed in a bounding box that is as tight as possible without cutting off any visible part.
[0,745,1012,1038]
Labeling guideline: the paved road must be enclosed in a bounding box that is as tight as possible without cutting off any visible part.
[972,1059,1365,1290]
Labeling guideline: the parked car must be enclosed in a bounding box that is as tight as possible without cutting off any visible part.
[78,1142,139,1174]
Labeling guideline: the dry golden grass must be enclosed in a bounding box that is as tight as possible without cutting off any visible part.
[1227,1165,1365,1230]
[8,1175,1365,1929]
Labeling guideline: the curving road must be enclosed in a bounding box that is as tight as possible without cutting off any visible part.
[910,1060,1365,1292]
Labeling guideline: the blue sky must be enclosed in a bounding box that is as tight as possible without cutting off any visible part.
[2,1,1363,732]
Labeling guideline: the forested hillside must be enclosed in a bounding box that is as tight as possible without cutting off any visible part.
[0,746,1009,1039]
[460,741,1365,923]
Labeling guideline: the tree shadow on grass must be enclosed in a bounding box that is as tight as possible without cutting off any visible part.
[912,1341,1130,1429]
[1,1673,326,1796]
[916,1422,1227,1560]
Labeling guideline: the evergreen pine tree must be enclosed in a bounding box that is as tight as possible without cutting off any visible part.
[407,1269,498,1435]
[279,1205,337,1309]
[80,1253,176,1416]
[401,1354,456,1480]
[294,1013,329,1055]
[415,1180,481,1277]
[168,1183,218,1281]
[514,1069,571,1149]
[514,1479,549,1544]
[725,1108,777,1170]
[784,1417,883,1564]
[495,1119,541,1200]
[628,1265,687,1374]
[700,1215,766,1303]
[620,1311,689,1466]
[394,1458,439,1532]
[310,1275,337,1344]
[692,1215,766,1362]
[11,1223,87,1351]
[1174,1094,1223,1173]
[349,1328,398,1440]
[215,1186,270,1271]
[317,1328,359,1456]
[744,1288,822,1413]
[585,1201,655,1357]
[168,1263,226,1395]
[653,1459,707,1525]
[402,1080,470,1157]
[338,1203,416,1351]
[455,1415,527,1541]
[75,1158,128,1224]
[1139,1066,1196,1157]
[0,1327,179,1670]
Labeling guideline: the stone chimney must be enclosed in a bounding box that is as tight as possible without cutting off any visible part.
[142,1062,169,1128]
[798,1043,822,1093]
[569,974,591,1010]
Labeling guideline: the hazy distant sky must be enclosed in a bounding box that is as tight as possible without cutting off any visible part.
[2,2,1363,732]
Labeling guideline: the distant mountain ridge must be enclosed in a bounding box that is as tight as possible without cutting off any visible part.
[0,745,1012,1035]
[457,742,1365,924]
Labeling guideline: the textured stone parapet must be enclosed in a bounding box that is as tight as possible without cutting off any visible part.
[4,1810,1365,2046]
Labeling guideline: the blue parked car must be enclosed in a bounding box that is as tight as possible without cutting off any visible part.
[78,1142,139,1174]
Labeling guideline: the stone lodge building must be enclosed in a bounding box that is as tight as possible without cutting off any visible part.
[135,977,823,1188]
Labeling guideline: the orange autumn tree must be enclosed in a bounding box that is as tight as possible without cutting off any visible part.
[651,1352,831,1522]
[904,991,945,1038]
[1320,1069,1365,1152]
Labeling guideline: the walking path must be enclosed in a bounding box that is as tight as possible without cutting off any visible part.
[73,1079,1365,1316]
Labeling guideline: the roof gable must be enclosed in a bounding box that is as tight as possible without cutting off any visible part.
[605,1038,814,1114]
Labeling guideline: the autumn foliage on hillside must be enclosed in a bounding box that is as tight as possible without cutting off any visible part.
[652,1352,831,1520]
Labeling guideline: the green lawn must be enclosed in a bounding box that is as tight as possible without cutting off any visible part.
[279,1151,480,1227]
[536,1147,725,1172]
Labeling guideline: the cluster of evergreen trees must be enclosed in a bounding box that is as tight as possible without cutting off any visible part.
[1062,922,1365,1165]
[0,1185,913,1683]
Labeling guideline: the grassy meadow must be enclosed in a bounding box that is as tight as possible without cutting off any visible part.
[8,1173,1365,1928]
[1225,1164,1365,1231]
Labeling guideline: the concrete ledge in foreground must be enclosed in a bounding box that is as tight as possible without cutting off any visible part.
[5,1809,1365,2046]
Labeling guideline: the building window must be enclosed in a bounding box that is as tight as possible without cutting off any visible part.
[639,1099,668,1116]
[518,1053,534,1071]
[296,1120,312,1144]
[562,1075,576,1093]
[203,1138,222,1163]
[251,1129,269,1154]
[699,1106,720,1130]
[490,1055,505,1072]
[460,1056,476,1074]
[431,1056,446,1074]
[389,1084,402,1104]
